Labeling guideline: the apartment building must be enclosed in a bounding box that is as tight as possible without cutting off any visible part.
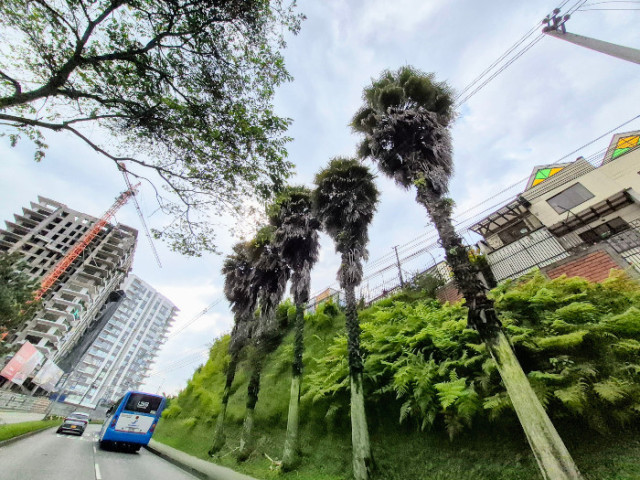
[63,275,177,407]
[0,196,137,371]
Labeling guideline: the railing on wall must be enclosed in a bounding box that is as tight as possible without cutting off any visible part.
[608,219,640,273]
[486,228,571,282]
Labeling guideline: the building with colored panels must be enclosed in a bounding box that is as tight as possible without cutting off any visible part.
[470,131,640,283]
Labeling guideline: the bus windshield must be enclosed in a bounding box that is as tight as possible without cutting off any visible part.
[123,393,163,415]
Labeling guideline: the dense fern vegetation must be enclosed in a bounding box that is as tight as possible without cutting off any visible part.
[155,271,640,479]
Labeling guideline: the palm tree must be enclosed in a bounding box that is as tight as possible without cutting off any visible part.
[238,226,290,461]
[352,66,582,480]
[209,241,257,455]
[268,186,321,470]
[313,158,379,480]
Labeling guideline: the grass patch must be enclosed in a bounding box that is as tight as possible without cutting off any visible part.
[155,417,640,480]
[0,420,59,442]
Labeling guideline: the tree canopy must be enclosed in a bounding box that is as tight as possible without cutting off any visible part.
[0,0,303,255]
[0,252,41,338]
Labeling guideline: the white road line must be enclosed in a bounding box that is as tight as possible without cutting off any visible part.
[95,463,102,480]
[93,445,97,454]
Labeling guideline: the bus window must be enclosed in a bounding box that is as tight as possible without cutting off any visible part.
[124,393,163,415]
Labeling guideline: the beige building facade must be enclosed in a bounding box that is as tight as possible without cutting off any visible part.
[471,131,640,282]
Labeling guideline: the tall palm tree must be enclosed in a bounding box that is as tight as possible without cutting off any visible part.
[268,186,321,470]
[209,241,257,455]
[352,66,582,480]
[313,158,379,480]
[238,226,291,461]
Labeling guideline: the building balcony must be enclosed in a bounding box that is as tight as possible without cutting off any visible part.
[43,306,74,322]
[34,318,69,332]
[34,344,53,357]
[23,329,61,344]
[486,228,572,282]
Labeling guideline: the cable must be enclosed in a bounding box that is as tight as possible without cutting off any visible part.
[455,0,574,101]
[313,113,640,300]
[457,35,545,106]
[168,296,224,339]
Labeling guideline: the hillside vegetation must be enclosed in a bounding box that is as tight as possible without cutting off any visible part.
[155,271,640,479]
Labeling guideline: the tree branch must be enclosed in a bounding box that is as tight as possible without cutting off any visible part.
[32,0,80,40]
[0,69,21,94]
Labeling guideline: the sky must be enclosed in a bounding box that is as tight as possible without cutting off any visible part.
[1,0,639,395]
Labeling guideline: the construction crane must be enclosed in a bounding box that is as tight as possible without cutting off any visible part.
[118,162,162,268]
[34,185,140,301]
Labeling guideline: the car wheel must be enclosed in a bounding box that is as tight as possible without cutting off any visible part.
[56,428,62,434]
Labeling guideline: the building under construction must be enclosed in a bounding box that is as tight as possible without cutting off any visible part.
[0,196,137,387]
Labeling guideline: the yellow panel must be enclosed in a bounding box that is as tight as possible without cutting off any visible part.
[532,178,544,186]
[617,136,639,149]
[549,167,563,176]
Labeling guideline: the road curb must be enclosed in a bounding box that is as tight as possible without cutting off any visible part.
[0,426,56,448]
[145,440,258,480]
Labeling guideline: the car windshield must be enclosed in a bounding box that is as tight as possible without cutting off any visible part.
[63,419,85,425]
[67,415,88,421]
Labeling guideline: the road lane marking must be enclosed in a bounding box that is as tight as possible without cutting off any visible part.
[93,445,97,454]
[95,463,102,480]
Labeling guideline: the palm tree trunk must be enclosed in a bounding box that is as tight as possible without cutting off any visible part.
[282,304,305,470]
[344,284,373,480]
[209,352,239,455]
[417,188,582,480]
[238,354,262,461]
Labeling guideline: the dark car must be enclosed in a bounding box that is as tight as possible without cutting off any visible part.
[56,418,86,435]
[57,412,90,436]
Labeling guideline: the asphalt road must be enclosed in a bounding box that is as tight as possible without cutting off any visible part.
[0,424,198,480]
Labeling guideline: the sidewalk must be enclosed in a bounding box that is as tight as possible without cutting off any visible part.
[0,411,45,425]
[146,439,259,480]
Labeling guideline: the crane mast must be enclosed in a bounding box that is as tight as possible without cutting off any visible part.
[34,185,139,301]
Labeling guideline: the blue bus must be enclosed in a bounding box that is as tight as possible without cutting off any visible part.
[98,391,166,452]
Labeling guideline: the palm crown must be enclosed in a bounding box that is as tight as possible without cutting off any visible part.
[268,186,320,304]
[312,158,379,287]
[248,226,291,337]
[352,66,456,195]
[222,241,257,353]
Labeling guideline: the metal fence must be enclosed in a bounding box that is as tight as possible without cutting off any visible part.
[486,228,571,282]
[608,219,640,273]
[0,391,50,414]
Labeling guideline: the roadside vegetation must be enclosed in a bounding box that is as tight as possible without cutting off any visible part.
[155,271,640,479]
[0,419,58,442]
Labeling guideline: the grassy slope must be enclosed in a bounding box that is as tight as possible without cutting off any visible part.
[155,301,640,480]
[0,419,59,442]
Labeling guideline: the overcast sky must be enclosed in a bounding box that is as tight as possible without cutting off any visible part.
[1,1,639,395]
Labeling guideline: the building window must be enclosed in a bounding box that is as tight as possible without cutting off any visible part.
[547,183,595,214]
[497,220,532,245]
[578,217,629,243]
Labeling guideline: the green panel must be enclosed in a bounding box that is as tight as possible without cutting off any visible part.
[535,168,551,180]
[612,147,630,159]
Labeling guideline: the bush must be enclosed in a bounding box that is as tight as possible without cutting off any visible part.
[307,271,640,437]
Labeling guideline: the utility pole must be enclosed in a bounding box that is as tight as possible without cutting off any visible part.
[393,246,404,287]
[542,8,640,65]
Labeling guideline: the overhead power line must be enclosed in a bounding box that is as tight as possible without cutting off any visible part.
[455,0,594,107]
[168,296,224,339]
[311,112,640,299]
